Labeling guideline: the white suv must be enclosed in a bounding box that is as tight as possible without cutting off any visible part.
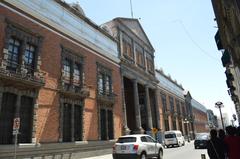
[112,134,163,159]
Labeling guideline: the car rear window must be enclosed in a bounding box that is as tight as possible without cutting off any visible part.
[165,134,176,138]
[117,137,136,143]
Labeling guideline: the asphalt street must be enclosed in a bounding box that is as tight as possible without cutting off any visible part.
[82,141,210,159]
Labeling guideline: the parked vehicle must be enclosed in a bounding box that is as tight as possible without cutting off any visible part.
[112,134,163,159]
[164,130,185,148]
[194,133,209,149]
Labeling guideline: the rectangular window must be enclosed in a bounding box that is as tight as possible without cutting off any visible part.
[169,96,174,113]
[73,62,82,86]
[161,93,167,112]
[74,105,83,141]
[136,50,144,67]
[98,73,104,95]
[7,38,21,71]
[97,65,112,96]
[123,40,133,59]
[24,44,35,73]
[63,58,71,83]
[176,100,181,115]
[63,103,72,142]
[164,118,169,131]
[146,56,154,73]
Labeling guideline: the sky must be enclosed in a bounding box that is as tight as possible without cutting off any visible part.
[65,0,237,124]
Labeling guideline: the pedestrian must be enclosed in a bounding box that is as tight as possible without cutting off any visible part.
[224,126,240,159]
[207,129,225,159]
[218,129,225,141]
[236,126,240,136]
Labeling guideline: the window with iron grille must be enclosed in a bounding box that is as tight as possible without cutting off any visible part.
[176,100,181,115]
[169,96,174,113]
[4,24,42,74]
[24,44,36,73]
[61,47,83,92]
[7,38,21,71]
[161,93,167,112]
[97,64,112,96]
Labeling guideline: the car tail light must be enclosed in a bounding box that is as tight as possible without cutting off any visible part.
[112,144,116,153]
[133,144,139,151]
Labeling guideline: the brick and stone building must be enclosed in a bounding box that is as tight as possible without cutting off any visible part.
[191,99,208,133]
[0,0,122,158]
[103,18,160,135]
[155,70,186,136]
[211,0,240,124]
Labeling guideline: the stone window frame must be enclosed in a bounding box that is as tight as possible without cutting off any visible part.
[59,98,84,142]
[98,104,114,140]
[61,46,84,91]
[96,63,113,96]
[0,86,38,144]
[169,96,175,113]
[175,99,181,115]
[135,43,145,69]
[122,33,134,62]
[160,92,168,112]
[3,20,43,73]
[146,53,154,74]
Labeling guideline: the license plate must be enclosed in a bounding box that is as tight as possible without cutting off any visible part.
[121,145,126,150]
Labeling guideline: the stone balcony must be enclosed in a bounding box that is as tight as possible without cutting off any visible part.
[97,92,116,104]
[0,58,45,88]
[59,82,90,99]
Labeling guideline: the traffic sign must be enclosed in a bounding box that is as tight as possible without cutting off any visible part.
[13,117,20,130]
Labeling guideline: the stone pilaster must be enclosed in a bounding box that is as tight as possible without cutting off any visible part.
[154,89,161,130]
[32,93,39,144]
[121,75,130,135]
[133,79,143,133]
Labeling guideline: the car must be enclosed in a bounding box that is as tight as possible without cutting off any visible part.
[194,133,209,149]
[112,134,163,159]
[164,130,185,148]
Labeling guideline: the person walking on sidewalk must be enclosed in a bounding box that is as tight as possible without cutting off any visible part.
[224,126,240,159]
[207,129,225,159]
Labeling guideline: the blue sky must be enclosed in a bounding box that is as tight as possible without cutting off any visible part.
[66,0,236,122]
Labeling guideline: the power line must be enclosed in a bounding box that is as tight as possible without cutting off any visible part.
[174,20,220,62]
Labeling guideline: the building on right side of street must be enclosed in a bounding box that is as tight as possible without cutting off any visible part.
[211,0,240,124]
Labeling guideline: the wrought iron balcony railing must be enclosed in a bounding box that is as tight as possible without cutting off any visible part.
[0,58,45,86]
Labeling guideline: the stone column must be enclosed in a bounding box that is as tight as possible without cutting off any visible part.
[145,85,153,131]
[121,75,130,135]
[154,89,161,129]
[133,79,143,133]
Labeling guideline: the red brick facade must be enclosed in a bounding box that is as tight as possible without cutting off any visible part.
[0,3,122,144]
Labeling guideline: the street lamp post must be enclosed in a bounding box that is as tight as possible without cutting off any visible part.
[183,118,190,142]
[215,101,225,130]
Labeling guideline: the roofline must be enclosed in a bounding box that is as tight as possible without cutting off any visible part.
[155,69,184,90]
[113,17,155,52]
[54,0,117,42]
